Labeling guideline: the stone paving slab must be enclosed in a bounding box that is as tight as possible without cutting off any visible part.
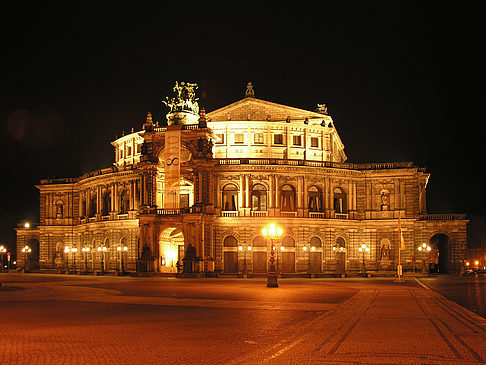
[1,275,486,364]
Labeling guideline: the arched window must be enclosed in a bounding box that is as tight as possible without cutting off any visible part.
[310,236,322,247]
[336,237,345,249]
[308,186,322,212]
[280,184,296,211]
[120,190,130,214]
[102,190,111,216]
[223,236,238,247]
[251,184,267,211]
[282,236,295,247]
[253,236,266,247]
[333,187,347,213]
[222,184,238,211]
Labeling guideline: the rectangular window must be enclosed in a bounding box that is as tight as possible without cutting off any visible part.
[234,133,244,144]
[136,143,141,154]
[127,146,132,156]
[216,133,225,144]
[254,133,264,144]
[292,135,302,146]
[273,134,283,145]
[310,137,319,148]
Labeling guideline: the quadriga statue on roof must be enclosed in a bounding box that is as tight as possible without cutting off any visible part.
[163,81,200,117]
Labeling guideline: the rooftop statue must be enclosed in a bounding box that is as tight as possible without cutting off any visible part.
[163,81,200,116]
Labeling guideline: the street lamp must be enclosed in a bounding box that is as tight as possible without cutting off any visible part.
[97,246,107,274]
[0,245,6,271]
[417,242,431,273]
[21,245,32,272]
[262,223,283,288]
[117,246,128,274]
[303,245,316,278]
[358,243,370,276]
[64,246,70,272]
[238,245,252,278]
[71,247,78,272]
[81,247,90,273]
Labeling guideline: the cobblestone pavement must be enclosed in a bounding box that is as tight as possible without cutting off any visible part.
[1,274,486,364]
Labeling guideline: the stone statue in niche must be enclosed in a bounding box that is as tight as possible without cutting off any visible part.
[380,240,391,260]
[183,244,196,273]
[54,242,64,269]
[380,191,390,211]
[56,204,63,219]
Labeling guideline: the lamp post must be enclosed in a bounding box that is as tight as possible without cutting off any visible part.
[358,243,370,276]
[262,223,283,288]
[21,245,32,272]
[71,247,78,273]
[117,246,128,274]
[64,246,70,273]
[97,246,106,274]
[0,245,6,272]
[82,247,90,273]
[303,245,315,278]
[238,245,252,278]
[417,242,431,273]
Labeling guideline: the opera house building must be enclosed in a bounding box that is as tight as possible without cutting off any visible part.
[16,82,468,276]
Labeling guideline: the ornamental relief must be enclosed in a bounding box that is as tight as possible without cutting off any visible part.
[278,175,297,182]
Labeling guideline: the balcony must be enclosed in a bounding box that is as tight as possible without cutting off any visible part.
[309,212,326,219]
[419,214,467,221]
[251,211,268,217]
[335,213,349,220]
[216,158,415,170]
[280,211,298,218]
[222,211,239,217]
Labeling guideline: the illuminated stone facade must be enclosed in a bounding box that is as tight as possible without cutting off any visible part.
[16,83,468,275]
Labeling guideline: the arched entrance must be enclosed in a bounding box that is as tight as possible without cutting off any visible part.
[252,236,267,273]
[334,237,346,274]
[159,227,184,273]
[429,234,450,273]
[223,236,238,273]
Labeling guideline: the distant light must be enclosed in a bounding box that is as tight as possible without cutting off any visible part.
[475,260,479,266]
[24,223,30,228]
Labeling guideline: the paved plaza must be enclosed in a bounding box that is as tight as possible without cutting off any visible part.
[1,274,486,364]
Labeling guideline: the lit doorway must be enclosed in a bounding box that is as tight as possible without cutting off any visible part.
[159,227,184,273]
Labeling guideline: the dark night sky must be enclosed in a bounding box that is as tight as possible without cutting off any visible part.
[0,2,481,251]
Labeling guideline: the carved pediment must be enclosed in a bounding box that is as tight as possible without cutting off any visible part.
[207,98,326,122]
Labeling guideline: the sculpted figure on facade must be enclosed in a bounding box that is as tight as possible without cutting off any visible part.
[163,81,200,115]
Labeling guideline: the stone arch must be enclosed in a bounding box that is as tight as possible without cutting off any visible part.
[333,187,347,213]
[310,236,322,248]
[334,235,346,274]
[280,184,296,211]
[429,233,451,274]
[158,226,185,273]
[222,183,239,211]
[251,183,268,211]
[252,235,267,247]
[308,185,323,212]
[222,235,239,273]
[282,236,296,247]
